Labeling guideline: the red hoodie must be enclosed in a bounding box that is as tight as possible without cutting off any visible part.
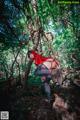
[30,50,51,65]
[30,50,59,69]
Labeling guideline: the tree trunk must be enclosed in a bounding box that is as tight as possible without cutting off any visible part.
[8,48,21,87]
[24,30,40,87]
[16,61,22,86]
[24,0,41,87]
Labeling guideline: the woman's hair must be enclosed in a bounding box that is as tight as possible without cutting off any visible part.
[27,50,32,58]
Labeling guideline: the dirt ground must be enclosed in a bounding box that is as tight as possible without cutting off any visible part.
[0,83,80,120]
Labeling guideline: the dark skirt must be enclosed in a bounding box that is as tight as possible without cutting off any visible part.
[34,64,51,76]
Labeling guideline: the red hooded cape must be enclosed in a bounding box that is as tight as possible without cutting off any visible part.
[31,50,51,65]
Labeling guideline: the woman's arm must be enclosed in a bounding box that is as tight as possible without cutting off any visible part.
[46,58,54,62]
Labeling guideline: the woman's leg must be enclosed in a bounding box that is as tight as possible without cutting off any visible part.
[34,64,51,102]
[52,68,62,86]
[41,76,51,102]
[44,82,51,101]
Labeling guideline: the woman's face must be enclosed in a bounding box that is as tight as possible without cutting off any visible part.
[29,53,34,59]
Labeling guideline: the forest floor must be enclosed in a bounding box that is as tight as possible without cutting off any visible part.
[0,82,80,120]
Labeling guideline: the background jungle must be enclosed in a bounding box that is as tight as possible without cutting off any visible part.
[0,0,80,120]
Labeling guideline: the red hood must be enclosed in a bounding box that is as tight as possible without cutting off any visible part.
[31,50,50,65]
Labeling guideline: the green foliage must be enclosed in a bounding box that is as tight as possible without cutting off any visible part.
[0,0,80,83]
[28,76,41,86]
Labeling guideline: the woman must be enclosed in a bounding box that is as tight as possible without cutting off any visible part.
[28,50,60,102]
